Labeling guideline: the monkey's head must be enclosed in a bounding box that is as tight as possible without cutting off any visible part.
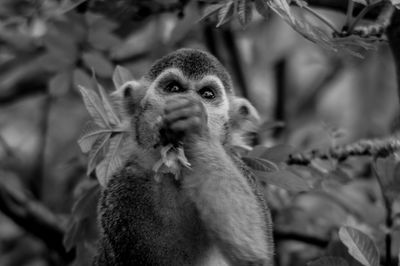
[119,48,257,151]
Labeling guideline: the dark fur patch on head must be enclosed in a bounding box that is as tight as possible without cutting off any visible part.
[145,48,233,94]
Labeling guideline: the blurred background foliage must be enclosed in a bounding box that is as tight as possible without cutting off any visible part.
[0,0,399,265]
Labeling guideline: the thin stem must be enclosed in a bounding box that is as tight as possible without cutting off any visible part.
[372,158,392,266]
[345,0,355,31]
[302,5,340,34]
[30,94,52,199]
[221,27,249,99]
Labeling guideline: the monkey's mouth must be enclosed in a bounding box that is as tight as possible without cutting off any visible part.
[157,125,184,148]
[148,115,183,149]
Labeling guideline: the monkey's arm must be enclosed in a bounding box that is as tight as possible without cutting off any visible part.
[183,139,274,265]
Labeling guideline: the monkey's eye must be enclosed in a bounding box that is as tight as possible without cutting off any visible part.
[164,81,184,93]
[198,87,216,100]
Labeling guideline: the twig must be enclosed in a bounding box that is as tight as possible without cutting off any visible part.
[343,0,354,32]
[273,58,287,138]
[221,27,249,99]
[0,52,49,105]
[274,230,329,247]
[30,95,52,199]
[287,137,400,165]
[0,180,75,262]
[304,0,383,19]
[295,58,342,115]
[372,159,392,266]
[387,9,400,104]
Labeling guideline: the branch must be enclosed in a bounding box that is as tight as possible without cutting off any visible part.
[29,95,52,199]
[371,160,393,266]
[0,52,49,105]
[0,180,75,262]
[295,59,342,115]
[222,27,250,99]
[387,9,400,104]
[274,230,329,247]
[305,0,383,19]
[89,0,190,22]
[273,58,287,138]
[287,136,400,165]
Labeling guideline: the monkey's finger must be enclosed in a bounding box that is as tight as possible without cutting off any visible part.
[164,97,199,114]
[169,117,202,133]
[164,106,202,124]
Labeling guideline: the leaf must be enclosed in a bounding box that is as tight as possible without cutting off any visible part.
[254,0,271,19]
[326,168,351,184]
[73,68,93,90]
[78,85,110,128]
[86,12,119,32]
[49,71,71,96]
[87,133,111,176]
[253,169,311,192]
[307,256,350,266]
[78,72,131,186]
[59,0,88,14]
[326,240,364,266]
[63,183,100,251]
[112,65,134,90]
[267,0,379,57]
[71,184,100,220]
[166,1,200,44]
[374,157,400,203]
[95,134,125,186]
[78,121,113,153]
[237,0,253,27]
[338,226,380,266]
[153,144,191,180]
[95,78,121,125]
[242,157,278,172]
[216,1,234,27]
[43,31,77,65]
[82,52,113,78]
[198,3,225,22]
[88,30,121,51]
[249,144,296,163]
[293,0,308,7]
[269,0,295,24]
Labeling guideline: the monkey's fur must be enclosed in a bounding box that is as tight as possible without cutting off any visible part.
[94,49,274,266]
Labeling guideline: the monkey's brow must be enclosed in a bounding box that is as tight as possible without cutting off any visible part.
[197,76,224,92]
[157,73,187,87]
[197,80,222,91]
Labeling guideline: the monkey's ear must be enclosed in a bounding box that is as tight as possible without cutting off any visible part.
[112,80,146,115]
[231,97,260,124]
[238,104,250,116]
[111,80,141,99]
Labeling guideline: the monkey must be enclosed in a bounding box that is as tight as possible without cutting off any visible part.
[93,48,274,266]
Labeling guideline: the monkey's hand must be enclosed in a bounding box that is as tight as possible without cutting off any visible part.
[162,96,209,146]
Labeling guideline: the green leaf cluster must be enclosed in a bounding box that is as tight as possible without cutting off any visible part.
[77,67,132,186]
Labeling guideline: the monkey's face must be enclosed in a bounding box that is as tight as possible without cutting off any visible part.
[141,67,231,145]
[121,49,240,150]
